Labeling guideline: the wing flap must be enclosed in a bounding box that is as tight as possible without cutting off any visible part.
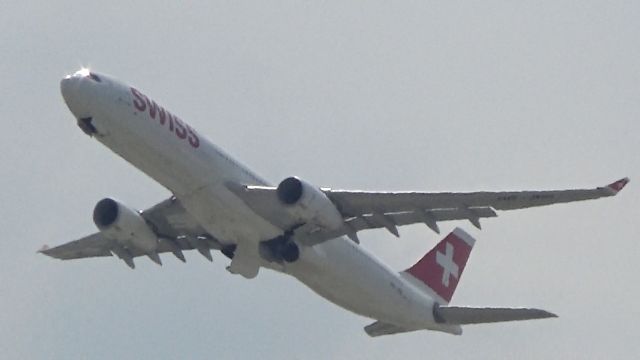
[298,207,496,246]
[366,207,496,229]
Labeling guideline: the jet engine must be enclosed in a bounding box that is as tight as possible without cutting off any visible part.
[276,177,343,230]
[93,198,158,254]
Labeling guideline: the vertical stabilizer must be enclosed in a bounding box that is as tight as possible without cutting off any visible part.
[402,227,475,304]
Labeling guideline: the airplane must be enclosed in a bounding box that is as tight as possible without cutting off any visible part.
[41,67,629,336]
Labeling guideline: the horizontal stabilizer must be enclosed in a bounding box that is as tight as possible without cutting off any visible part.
[434,306,557,325]
[364,321,412,337]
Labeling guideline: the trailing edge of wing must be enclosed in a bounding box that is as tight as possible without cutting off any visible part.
[40,233,223,262]
[298,207,497,246]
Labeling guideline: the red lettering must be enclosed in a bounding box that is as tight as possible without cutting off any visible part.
[174,117,187,139]
[146,98,158,119]
[187,125,200,148]
[157,107,167,125]
[129,88,199,149]
[131,88,146,112]
[167,112,175,132]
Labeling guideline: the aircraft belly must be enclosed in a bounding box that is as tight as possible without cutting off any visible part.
[285,239,423,325]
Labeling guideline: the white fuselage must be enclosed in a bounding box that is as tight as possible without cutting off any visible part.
[60,70,459,333]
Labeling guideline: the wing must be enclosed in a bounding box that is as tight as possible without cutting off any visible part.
[326,177,630,215]
[40,197,222,268]
[228,178,629,246]
[39,233,113,259]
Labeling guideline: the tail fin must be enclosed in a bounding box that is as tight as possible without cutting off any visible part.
[402,227,475,304]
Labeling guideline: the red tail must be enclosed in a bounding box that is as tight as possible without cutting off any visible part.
[403,227,476,304]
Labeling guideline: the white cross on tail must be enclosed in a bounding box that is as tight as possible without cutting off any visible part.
[436,242,459,287]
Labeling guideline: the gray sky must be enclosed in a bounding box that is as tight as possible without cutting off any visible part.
[1,1,638,359]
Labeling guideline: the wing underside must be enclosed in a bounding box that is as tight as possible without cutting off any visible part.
[41,178,629,265]
[229,177,629,246]
[40,197,222,267]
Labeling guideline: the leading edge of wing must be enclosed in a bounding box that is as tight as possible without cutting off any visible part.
[324,177,630,214]
[326,177,630,197]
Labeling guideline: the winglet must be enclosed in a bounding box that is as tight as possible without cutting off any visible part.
[606,177,630,195]
[37,244,50,253]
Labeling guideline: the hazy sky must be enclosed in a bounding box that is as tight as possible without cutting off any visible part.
[1,1,638,359]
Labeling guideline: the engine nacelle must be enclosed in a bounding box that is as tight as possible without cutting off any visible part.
[93,198,158,254]
[276,177,343,230]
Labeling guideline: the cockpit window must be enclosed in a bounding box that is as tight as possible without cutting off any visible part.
[88,73,102,82]
[72,68,102,82]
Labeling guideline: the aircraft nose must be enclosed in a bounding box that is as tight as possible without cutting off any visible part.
[60,75,78,103]
[60,69,94,119]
